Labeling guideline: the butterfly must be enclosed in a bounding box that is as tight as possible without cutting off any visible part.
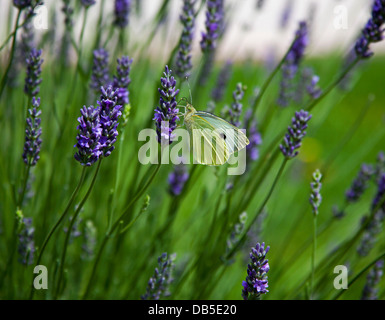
[181,102,250,166]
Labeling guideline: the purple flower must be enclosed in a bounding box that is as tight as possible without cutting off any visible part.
[175,0,197,79]
[97,86,123,157]
[355,0,385,58]
[280,110,312,159]
[112,55,133,106]
[24,48,43,97]
[74,105,102,166]
[294,67,322,103]
[226,83,245,127]
[357,174,385,256]
[211,60,232,102]
[309,169,322,216]
[168,164,189,196]
[242,242,270,300]
[23,97,42,166]
[18,217,35,265]
[277,21,308,107]
[81,0,96,8]
[114,0,131,28]
[279,0,294,29]
[244,110,262,162]
[81,220,97,260]
[13,0,32,9]
[153,66,180,144]
[141,253,176,300]
[375,151,385,181]
[345,164,374,203]
[200,0,224,52]
[90,48,110,95]
[361,260,384,300]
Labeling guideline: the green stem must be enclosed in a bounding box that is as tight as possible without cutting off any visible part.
[251,39,295,114]
[225,157,288,260]
[17,162,31,208]
[29,167,86,300]
[54,160,102,299]
[305,57,360,112]
[82,163,161,299]
[0,9,22,99]
[310,213,317,299]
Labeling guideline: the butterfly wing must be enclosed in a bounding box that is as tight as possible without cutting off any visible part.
[185,113,230,166]
[194,112,250,155]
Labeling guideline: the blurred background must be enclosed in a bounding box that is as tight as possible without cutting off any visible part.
[1,0,382,62]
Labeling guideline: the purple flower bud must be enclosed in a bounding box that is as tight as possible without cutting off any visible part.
[357,174,385,256]
[97,86,123,157]
[244,110,262,163]
[225,83,245,127]
[345,164,374,203]
[211,60,232,102]
[361,260,384,300]
[355,0,385,58]
[18,217,35,265]
[168,164,189,196]
[81,0,96,8]
[309,169,322,216]
[277,21,308,107]
[74,105,103,166]
[23,97,42,166]
[112,55,133,106]
[114,0,131,28]
[280,110,312,159]
[175,0,197,79]
[141,253,176,300]
[90,48,110,95]
[242,242,270,300]
[24,48,43,97]
[153,66,180,144]
[200,0,224,52]
[13,0,32,9]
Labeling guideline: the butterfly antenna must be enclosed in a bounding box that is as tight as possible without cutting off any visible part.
[185,76,193,104]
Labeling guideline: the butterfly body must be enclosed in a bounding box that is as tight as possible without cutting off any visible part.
[183,103,249,166]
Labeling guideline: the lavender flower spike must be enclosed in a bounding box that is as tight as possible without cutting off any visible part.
[112,55,133,106]
[153,66,180,144]
[175,0,197,79]
[13,0,32,9]
[24,48,43,97]
[211,60,232,102]
[244,110,262,162]
[98,86,123,157]
[81,0,96,8]
[355,0,385,58]
[18,217,35,265]
[280,110,312,159]
[90,48,110,95]
[242,242,270,300]
[168,163,189,196]
[142,253,176,300]
[345,164,374,203]
[361,260,384,300]
[309,169,322,216]
[200,0,224,52]
[228,83,245,127]
[74,105,102,166]
[357,174,385,256]
[114,0,131,28]
[277,21,308,107]
[23,97,42,166]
